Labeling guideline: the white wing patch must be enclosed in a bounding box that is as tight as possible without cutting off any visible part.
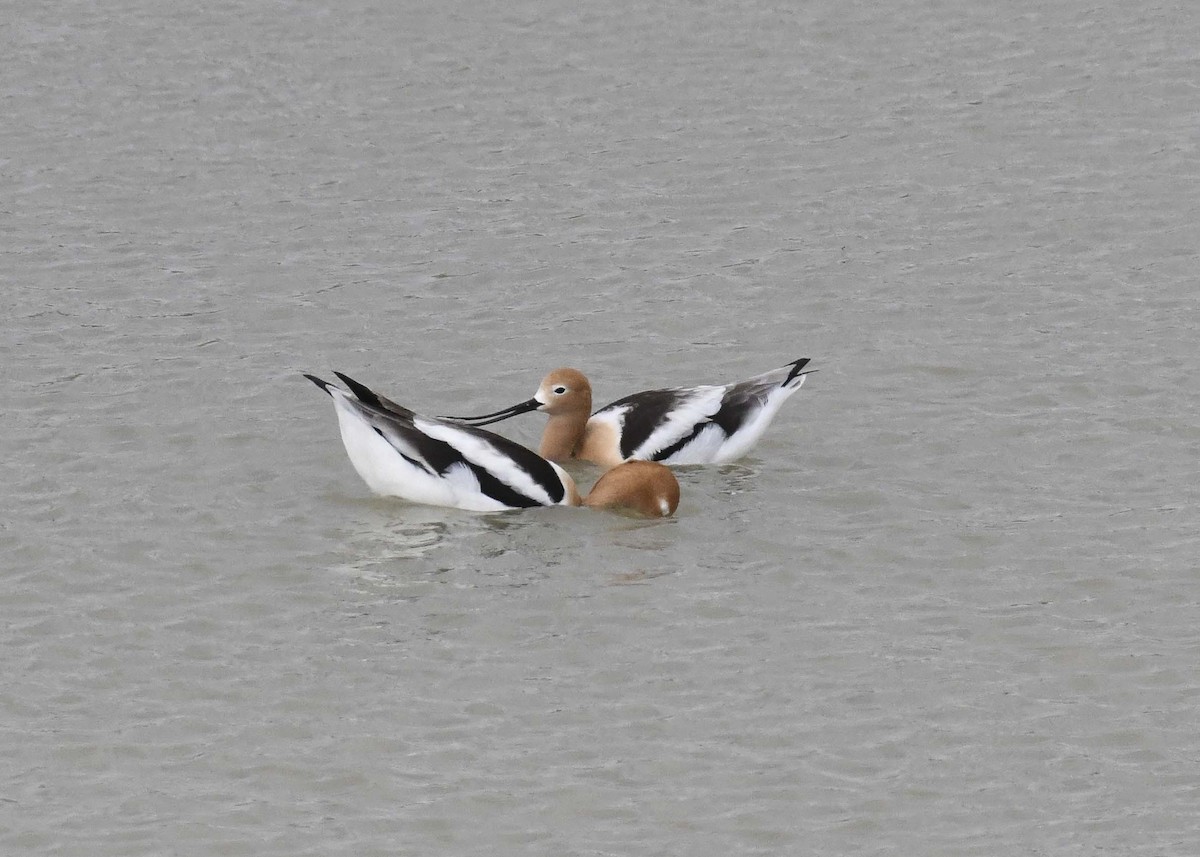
[330,393,463,506]
[625,386,726,461]
[658,422,727,465]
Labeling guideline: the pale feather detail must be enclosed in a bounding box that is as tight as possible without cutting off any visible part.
[743,362,808,389]
[438,462,507,512]
[578,409,626,466]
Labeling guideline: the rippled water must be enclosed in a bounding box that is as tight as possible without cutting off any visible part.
[5,0,1199,854]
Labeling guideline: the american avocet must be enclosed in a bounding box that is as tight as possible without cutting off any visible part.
[443,358,815,467]
[305,373,679,516]
[581,459,680,517]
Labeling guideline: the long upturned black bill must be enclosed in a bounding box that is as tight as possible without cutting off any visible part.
[439,397,542,426]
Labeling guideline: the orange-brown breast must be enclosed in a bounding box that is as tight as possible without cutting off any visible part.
[575,419,626,468]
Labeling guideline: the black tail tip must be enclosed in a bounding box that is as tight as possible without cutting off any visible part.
[303,373,333,394]
[332,372,382,407]
[784,358,812,385]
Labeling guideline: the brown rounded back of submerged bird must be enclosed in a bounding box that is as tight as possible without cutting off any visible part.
[582,460,680,517]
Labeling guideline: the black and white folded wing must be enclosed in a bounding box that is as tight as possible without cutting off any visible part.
[305,373,575,512]
[597,358,814,465]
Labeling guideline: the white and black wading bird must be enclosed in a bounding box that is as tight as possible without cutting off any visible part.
[442,358,815,467]
[305,373,679,516]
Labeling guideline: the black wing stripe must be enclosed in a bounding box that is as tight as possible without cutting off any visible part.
[464,462,545,508]
[393,424,464,475]
[378,421,559,508]
[373,426,435,475]
[599,389,686,460]
[467,428,566,505]
[710,384,764,436]
[653,422,716,461]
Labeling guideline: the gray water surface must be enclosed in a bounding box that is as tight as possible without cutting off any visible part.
[4,1,1199,854]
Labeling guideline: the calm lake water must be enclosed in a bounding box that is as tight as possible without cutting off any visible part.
[4,0,1199,854]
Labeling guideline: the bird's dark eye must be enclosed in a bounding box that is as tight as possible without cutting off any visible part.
[553,386,567,395]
